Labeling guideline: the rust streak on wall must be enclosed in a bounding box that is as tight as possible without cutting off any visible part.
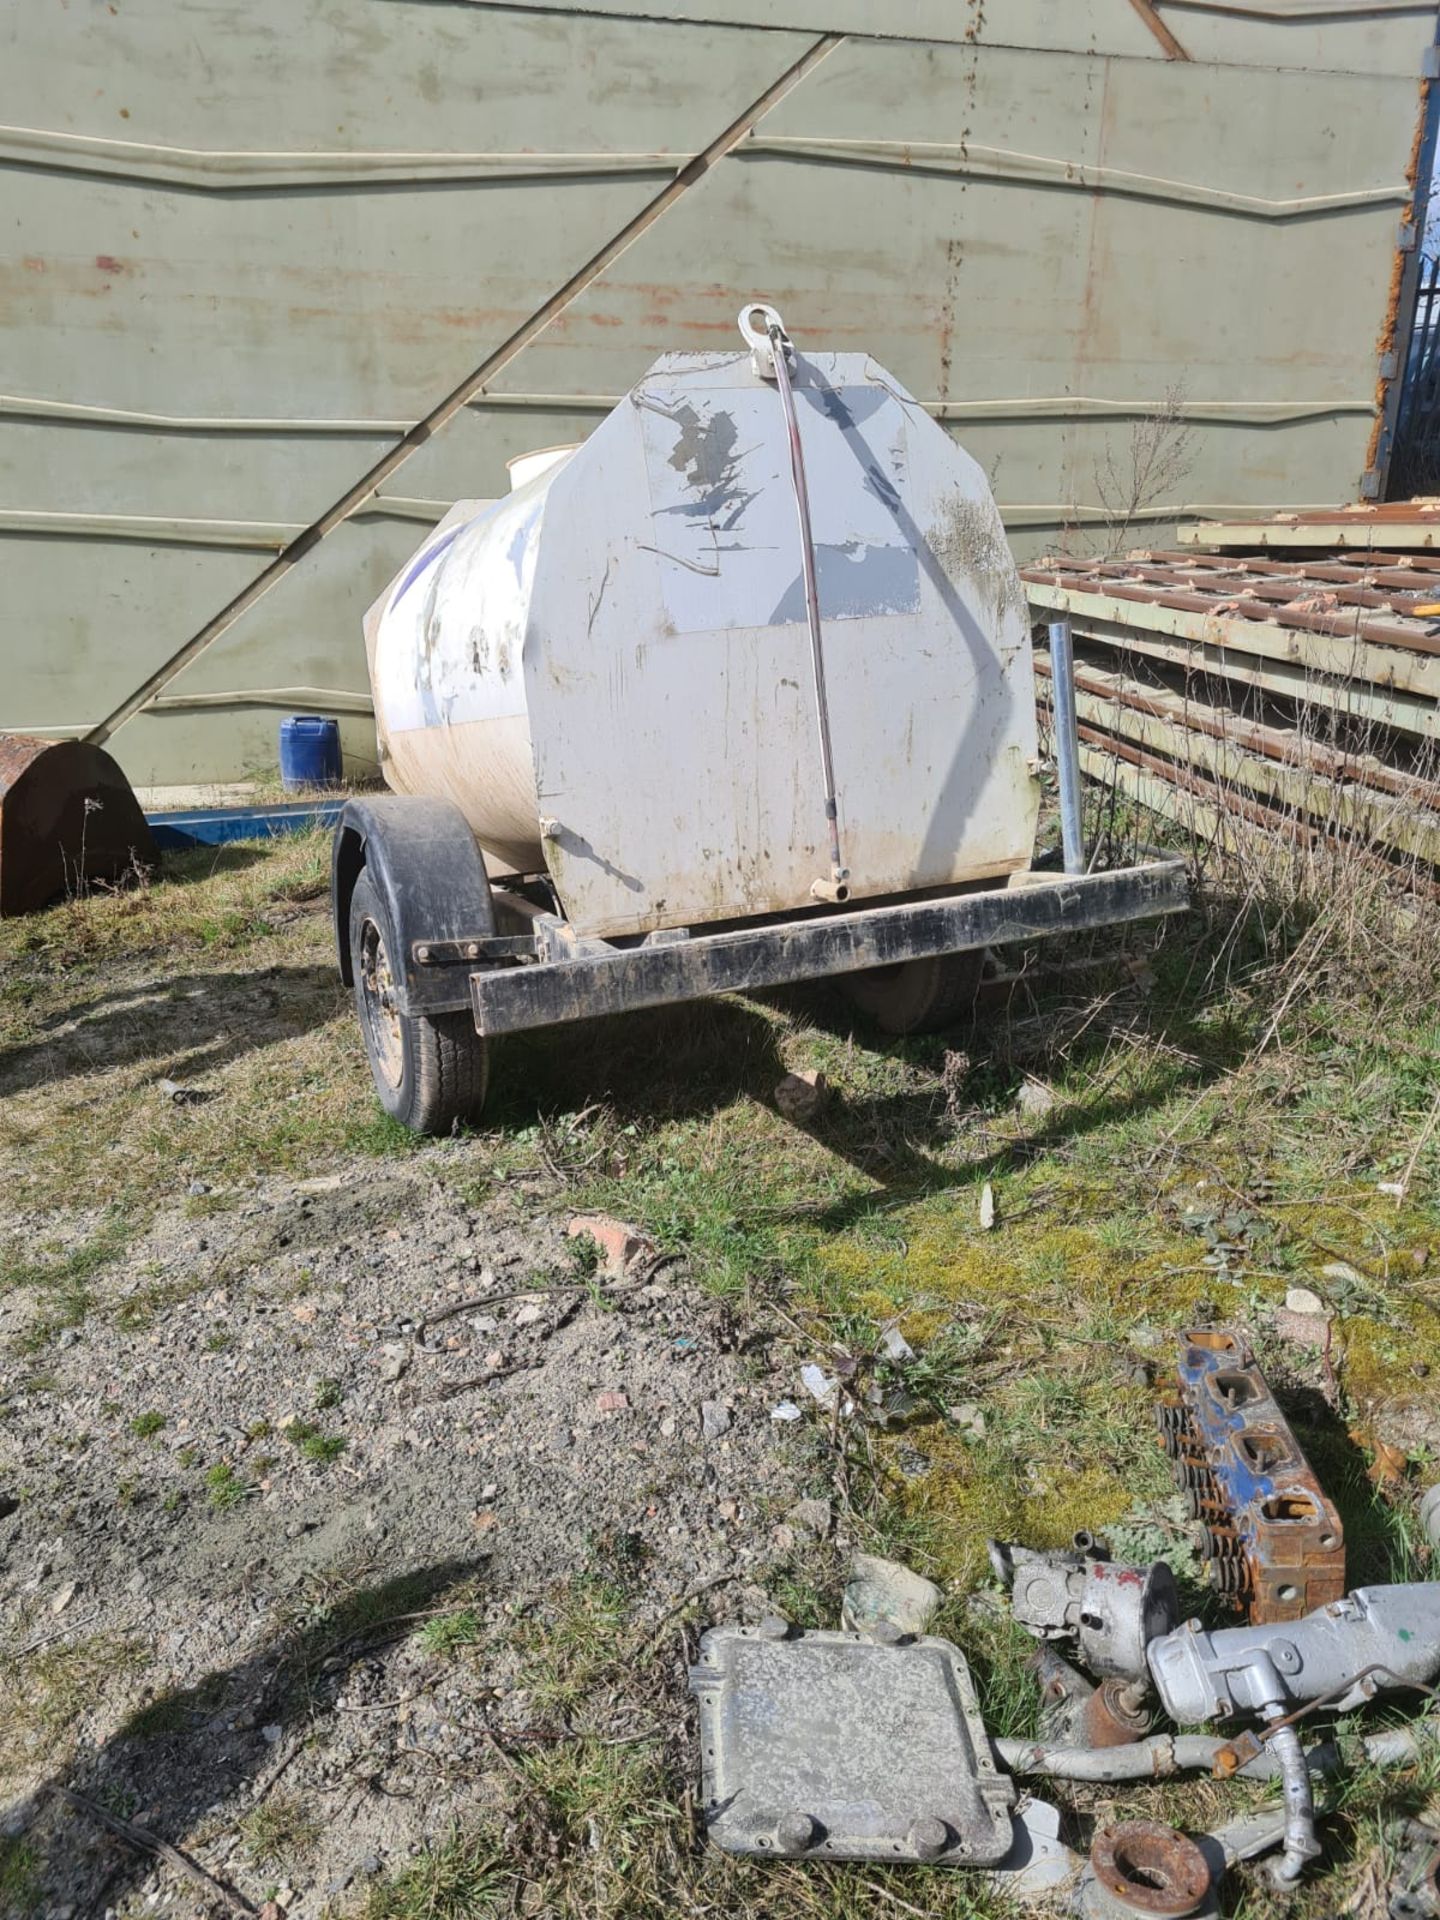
[1366,64,1432,483]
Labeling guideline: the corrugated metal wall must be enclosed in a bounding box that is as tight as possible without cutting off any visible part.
[2,0,1436,785]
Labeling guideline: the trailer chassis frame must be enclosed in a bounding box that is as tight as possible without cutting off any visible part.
[403,856,1189,1037]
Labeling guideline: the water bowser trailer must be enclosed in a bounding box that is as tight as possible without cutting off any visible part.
[332,305,1187,1132]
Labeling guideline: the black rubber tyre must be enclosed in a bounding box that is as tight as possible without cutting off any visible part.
[348,869,490,1133]
[839,950,985,1036]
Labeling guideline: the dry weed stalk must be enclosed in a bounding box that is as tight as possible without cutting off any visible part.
[1094,385,1198,557]
[1076,655,1440,1185]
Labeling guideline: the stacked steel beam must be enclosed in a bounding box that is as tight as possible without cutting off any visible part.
[1021,530,1440,886]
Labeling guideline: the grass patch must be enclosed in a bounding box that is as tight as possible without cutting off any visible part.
[205,1462,251,1510]
[516,1573,634,1722]
[114,1273,210,1334]
[1,1212,137,1350]
[0,1210,134,1297]
[0,1634,149,1774]
[0,1836,40,1912]
[416,1609,483,1658]
[0,826,420,1221]
[513,1742,682,1911]
[287,1421,346,1466]
[356,1827,506,1919]
[0,830,330,980]
[9,801,1440,1917]
[239,1791,321,1869]
[129,1410,165,1439]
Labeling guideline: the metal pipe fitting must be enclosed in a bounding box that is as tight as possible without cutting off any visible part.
[1266,1719,1321,1885]
[995,1731,1289,1783]
[1420,1483,1440,1553]
[1082,1821,1212,1920]
[1359,1716,1440,1768]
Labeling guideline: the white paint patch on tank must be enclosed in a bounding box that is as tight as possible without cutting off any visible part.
[369,457,573,871]
[634,380,921,635]
[507,444,580,492]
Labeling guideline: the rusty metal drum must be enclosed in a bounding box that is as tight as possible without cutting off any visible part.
[0,734,155,915]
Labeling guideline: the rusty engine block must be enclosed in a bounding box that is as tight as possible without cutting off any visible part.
[1155,1327,1345,1623]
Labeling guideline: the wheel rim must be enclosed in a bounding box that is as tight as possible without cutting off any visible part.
[358,915,405,1092]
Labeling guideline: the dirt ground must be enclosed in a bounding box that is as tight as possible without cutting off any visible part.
[2,1137,837,1915]
[3,830,1440,1920]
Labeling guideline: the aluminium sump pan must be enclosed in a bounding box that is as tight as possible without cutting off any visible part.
[690,1623,1016,1867]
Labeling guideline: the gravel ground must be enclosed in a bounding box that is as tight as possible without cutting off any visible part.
[1,1161,828,1916]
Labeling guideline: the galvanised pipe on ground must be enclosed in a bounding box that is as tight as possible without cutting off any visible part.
[1048,616,1086,874]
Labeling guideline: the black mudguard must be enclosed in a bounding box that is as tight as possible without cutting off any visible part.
[332,795,495,1015]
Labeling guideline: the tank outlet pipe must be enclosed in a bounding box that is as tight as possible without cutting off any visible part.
[739,302,849,903]
[1048,617,1086,875]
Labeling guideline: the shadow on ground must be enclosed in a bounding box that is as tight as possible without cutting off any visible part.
[480,889,1260,1227]
[152,843,272,887]
[0,965,344,1099]
[1279,1384,1428,1588]
[6,1558,487,1917]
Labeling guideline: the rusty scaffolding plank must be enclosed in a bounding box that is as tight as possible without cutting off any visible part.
[1074,726,1440,899]
[1043,619,1440,739]
[1022,556,1440,659]
[1036,652,1440,807]
[1029,533,1440,891]
[1037,655,1440,866]
[1129,549,1440,590]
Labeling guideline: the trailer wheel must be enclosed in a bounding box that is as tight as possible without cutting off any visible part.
[840,951,984,1036]
[348,871,490,1132]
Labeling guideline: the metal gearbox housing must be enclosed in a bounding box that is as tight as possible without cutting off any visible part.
[990,1541,1179,1681]
[689,1623,1015,1866]
[1144,1583,1440,1887]
[1146,1583,1440,1724]
[1155,1327,1344,1622]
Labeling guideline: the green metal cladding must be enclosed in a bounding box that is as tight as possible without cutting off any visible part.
[2,0,1435,783]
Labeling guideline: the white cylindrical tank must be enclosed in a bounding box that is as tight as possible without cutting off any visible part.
[367,451,575,875]
[366,341,1040,940]
[505,444,579,492]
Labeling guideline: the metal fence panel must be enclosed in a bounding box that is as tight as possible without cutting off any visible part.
[1,0,1435,783]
